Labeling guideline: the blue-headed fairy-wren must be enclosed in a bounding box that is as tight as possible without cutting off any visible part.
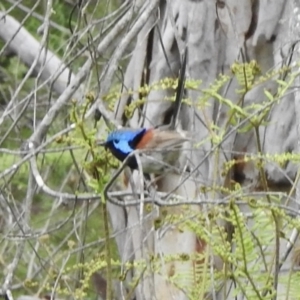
[101,127,189,173]
[100,48,189,174]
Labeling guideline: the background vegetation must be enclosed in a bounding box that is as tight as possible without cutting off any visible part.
[0,1,122,299]
[1,1,300,300]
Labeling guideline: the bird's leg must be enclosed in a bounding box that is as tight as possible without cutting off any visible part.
[144,173,177,207]
[143,173,158,190]
[144,173,165,188]
[146,177,165,207]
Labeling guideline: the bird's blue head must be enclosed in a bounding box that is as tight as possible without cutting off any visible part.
[104,128,147,168]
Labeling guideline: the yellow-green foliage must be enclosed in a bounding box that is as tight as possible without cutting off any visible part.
[71,59,300,300]
[48,197,299,300]
[42,61,300,299]
[1,11,300,297]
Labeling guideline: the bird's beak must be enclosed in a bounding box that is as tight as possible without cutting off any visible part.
[96,140,107,147]
[96,140,108,151]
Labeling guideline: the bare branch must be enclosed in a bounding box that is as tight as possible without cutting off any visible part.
[0,11,82,98]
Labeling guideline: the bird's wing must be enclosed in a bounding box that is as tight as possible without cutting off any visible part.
[142,130,190,150]
[135,129,154,149]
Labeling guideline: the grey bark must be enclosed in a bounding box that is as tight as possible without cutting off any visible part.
[113,0,300,299]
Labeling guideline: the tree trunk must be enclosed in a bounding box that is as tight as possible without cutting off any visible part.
[113,0,300,299]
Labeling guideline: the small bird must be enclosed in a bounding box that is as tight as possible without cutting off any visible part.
[100,127,189,174]
[99,48,189,174]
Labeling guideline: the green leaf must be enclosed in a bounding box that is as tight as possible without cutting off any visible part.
[264,89,274,101]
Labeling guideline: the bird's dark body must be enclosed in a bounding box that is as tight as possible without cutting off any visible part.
[103,127,188,173]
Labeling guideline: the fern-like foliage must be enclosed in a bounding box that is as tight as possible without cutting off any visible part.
[13,59,300,300]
